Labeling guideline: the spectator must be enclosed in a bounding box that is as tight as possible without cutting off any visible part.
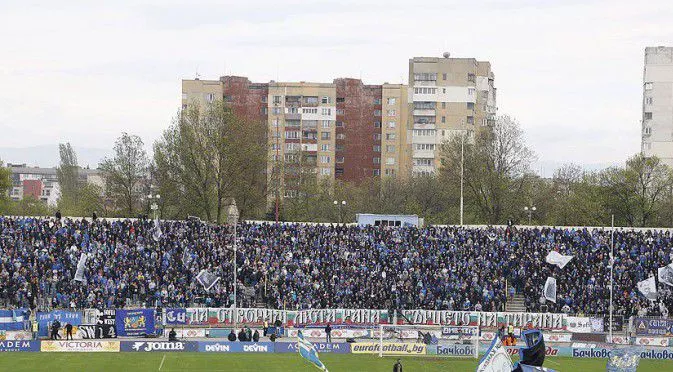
[252,330,260,342]
[237,328,247,342]
[325,323,332,343]
[65,322,73,340]
[228,329,237,341]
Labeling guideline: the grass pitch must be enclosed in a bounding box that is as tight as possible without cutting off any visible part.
[0,353,667,371]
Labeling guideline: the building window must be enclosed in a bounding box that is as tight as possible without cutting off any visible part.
[414,102,435,109]
[441,116,446,123]
[320,155,330,164]
[373,169,381,176]
[336,133,346,140]
[468,88,475,95]
[321,144,330,151]
[413,88,437,94]
[181,93,188,99]
[303,108,318,114]
[373,157,381,164]
[442,73,447,80]
[373,133,381,140]
[467,116,474,125]
[336,144,344,151]
[413,129,436,136]
[286,143,299,151]
[336,156,345,163]
[388,121,396,129]
[273,95,282,104]
[386,157,395,165]
[387,97,396,105]
[442,102,446,109]
[305,96,319,104]
[415,144,435,150]
[262,96,267,103]
[321,108,331,115]
[413,73,437,81]
[467,73,476,83]
[284,190,297,198]
[205,93,216,103]
[644,127,652,135]
[385,169,396,176]
[321,96,331,104]
[262,107,268,114]
[288,107,299,114]
[373,145,381,152]
[272,107,282,115]
[646,97,653,105]
[644,112,653,120]
[373,98,382,104]
[335,121,343,127]
[321,168,331,176]
[321,132,331,140]
[374,110,382,116]
[413,158,433,166]
[386,145,395,153]
[322,120,331,128]
[182,104,188,110]
[387,109,396,116]
[374,121,381,128]
[336,97,345,103]
[336,109,345,115]
[386,133,396,140]
[645,82,653,90]
[467,102,475,110]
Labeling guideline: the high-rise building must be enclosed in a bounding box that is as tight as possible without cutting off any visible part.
[408,55,496,175]
[642,46,673,167]
[180,53,496,196]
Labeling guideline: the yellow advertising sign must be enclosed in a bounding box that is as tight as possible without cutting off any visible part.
[41,340,120,352]
[351,342,426,355]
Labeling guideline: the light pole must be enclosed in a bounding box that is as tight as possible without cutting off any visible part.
[333,200,346,223]
[148,194,160,220]
[523,206,536,225]
[609,214,614,342]
[226,200,239,330]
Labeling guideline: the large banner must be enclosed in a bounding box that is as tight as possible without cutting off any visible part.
[77,325,117,339]
[182,308,387,326]
[40,340,119,352]
[116,309,155,336]
[0,340,40,352]
[634,318,673,336]
[399,310,567,330]
[120,341,198,352]
[351,342,426,355]
[603,315,624,332]
[36,310,82,337]
[164,308,187,325]
[286,328,369,339]
[289,309,389,326]
[566,317,592,333]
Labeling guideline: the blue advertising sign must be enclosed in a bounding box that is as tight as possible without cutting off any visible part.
[198,342,275,353]
[116,309,155,336]
[120,341,197,352]
[36,310,82,336]
[275,342,350,354]
[0,340,40,352]
[572,347,673,360]
[0,322,26,331]
[164,308,187,325]
[634,318,673,336]
[428,344,476,357]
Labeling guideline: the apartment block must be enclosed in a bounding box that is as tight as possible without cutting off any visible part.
[408,55,496,174]
[642,46,673,167]
[7,164,103,206]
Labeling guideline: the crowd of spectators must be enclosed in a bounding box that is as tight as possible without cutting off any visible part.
[0,216,671,318]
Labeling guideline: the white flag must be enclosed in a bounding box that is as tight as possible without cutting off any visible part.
[657,264,673,287]
[152,218,162,242]
[74,253,88,282]
[637,276,657,300]
[196,269,220,291]
[543,277,556,303]
[545,251,574,269]
[476,336,513,372]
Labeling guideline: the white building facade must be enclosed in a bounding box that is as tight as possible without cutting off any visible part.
[642,46,673,167]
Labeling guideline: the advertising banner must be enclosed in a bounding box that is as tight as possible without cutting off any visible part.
[572,347,673,360]
[198,341,275,353]
[78,325,117,339]
[40,340,119,352]
[499,346,568,357]
[351,342,426,355]
[2,331,31,340]
[635,337,669,347]
[164,308,187,325]
[120,341,198,352]
[286,328,369,339]
[275,342,350,354]
[0,340,40,352]
[603,316,623,332]
[98,310,116,326]
[116,309,155,336]
[566,317,592,333]
[634,318,673,336]
[399,311,566,330]
[606,335,630,345]
[590,317,604,333]
[543,333,572,343]
[427,344,476,357]
[164,328,207,338]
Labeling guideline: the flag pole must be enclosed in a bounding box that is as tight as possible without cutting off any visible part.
[610,214,614,342]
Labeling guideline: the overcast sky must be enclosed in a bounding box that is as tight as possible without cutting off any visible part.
[1,0,672,173]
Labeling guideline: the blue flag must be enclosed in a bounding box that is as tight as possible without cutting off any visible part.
[606,348,642,372]
[297,330,328,371]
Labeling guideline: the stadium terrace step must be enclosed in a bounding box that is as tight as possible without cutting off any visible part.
[505,294,526,312]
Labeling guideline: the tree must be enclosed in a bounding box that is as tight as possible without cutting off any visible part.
[439,115,536,224]
[0,160,11,213]
[99,133,149,216]
[154,101,267,222]
[56,143,80,198]
[601,154,673,227]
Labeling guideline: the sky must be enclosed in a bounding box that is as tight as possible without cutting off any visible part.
[1,0,672,174]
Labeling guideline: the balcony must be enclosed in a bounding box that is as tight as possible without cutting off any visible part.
[413,109,436,116]
[285,113,301,121]
[413,123,436,130]
[301,143,318,152]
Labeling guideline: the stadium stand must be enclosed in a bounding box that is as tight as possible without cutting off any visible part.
[0,216,671,317]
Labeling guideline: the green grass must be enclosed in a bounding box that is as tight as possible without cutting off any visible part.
[0,353,667,371]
